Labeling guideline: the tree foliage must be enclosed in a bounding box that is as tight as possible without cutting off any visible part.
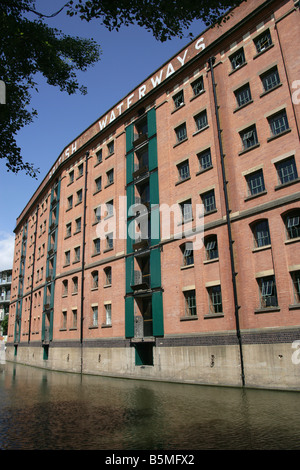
[0,0,100,177]
[0,0,245,177]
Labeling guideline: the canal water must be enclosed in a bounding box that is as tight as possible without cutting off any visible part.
[0,358,300,451]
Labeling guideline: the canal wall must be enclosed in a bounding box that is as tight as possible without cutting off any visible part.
[5,327,300,390]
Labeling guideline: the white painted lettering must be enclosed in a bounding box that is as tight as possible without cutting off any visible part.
[65,148,70,157]
[151,70,163,87]
[109,110,116,123]
[99,116,108,131]
[116,102,124,115]
[139,84,147,99]
[195,37,205,51]
[71,142,77,154]
[127,93,135,108]
[177,49,188,66]
[166,63,175,78]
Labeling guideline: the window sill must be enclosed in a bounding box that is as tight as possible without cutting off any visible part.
[284,237,300,245]
[91,252,101,258]
[180,264,194,270]
[88,325,98,329]
[180,315,198,321]
[105,152,114,160]
[91,287,98,291]
[275,177,300,191]
[233,99,253,113]
[173,137,188,148]
[101,323,112,328]
[254,307,280,314]
[238,143,260,156]
[104,284,112,288]
[175,176,191,186]
[192,125,209,137]
[93,189,102,196]
[94,161,102,168]
[204,312,224,319]
[260,82,282,98]
[252,244,271,253]
[105,182,114,189]
[253,43,274,60]
[267,128,291,143]
[177,217,194,226]
[171,103,185,114]
[203,208,217,216]
[196,165,213,177]
[228,61,247,76]
[190,90,205,102]
[103,247,113,253]
[244,190,267,202]
[203,257,219,265]
[289,304,300,311]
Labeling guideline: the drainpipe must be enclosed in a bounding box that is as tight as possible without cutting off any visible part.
[28,204,39,343]
[80,151,89,374]
[208,56,245,386]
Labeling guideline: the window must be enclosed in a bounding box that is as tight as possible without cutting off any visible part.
[106,200,114,218]
[197,148,212,171]
[177,160,190,182]
[62,280,68,296]
[191,76,204,96]
[254,29,272,54]
[93,238,100,255]
[72,308,77,328]
[201,190,216,213]
[195,110,208,131]
[205,235,218,260]
[66,222,72,238]
[106,233,113,250]
[235,84,252,108]
[182,242,194,266]
[107,169,114,185]
[252,220,271,248]
[276,157,298,185]
[180,199,193,223]
[291,271,300,304]
[258,276,278,308]
[207,285,223,314]
[246,169,265,196]
[107,140,114,155]
[95,176,102,192]
[77,189,82,204]
[92,306,98,327]
[268,110,289,137]
[184,290,197,316]
[67,195,73,210]
[230,48,245,71]
[72,276,78,294]
[261,67,280,92]
[78,163,83,177]
[69,170,74,184]
[105,304,112,325]
[173,90,184,109]
[96,148,102,164]
[94,206,101,223]
[104,267,112,285]
[284,211,300,240]
[175,123,187,143]
[75,217,81,233]
[240,125,258,151]
[65,250,70,266]
[74,246,80,263]
[92,271,98,289]
[62,310,67,329]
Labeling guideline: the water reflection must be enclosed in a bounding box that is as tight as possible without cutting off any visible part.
[0,361,300,450]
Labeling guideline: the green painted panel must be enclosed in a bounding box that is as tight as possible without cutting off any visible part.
[150,248,161,289]
[149,170,159,205]
[125,256,134,293]
[148,137,158,171]
[152,291,164,337]
[125,296,134,338]
[126,124,134,153]
[126,151,134,185]
[147,107,156,138]
[150,207,160,246]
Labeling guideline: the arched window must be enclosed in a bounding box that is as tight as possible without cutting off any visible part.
[72,276,78,294]
[251,219,271,248]
[181,242,194,266]
[91,271,98,289]
[104,267,112,286]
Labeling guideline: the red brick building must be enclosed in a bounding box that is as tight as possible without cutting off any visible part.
[7,0,300,389]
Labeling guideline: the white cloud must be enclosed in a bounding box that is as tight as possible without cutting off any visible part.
[0,231,15,271]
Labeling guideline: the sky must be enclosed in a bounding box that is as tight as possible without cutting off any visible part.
[0,0,207,271]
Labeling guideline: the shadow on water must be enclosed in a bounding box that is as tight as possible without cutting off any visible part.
[0,361,300,450]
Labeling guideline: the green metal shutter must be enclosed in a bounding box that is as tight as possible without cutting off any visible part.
[152,291,164,337]
[148,137,158,171]
[125,256,134,293]
[150,207,160,246]
[125,296,134,338]
[126,152,134,185]
[149,171,159,205]
[150,248,161,289]
[126,124,134,153]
